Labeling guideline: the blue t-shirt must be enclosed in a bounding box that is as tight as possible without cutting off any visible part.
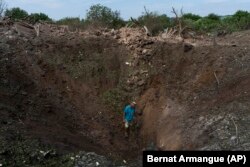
[124,105,135,122]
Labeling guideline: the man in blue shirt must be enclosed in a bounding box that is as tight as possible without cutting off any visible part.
[123,101,136,138]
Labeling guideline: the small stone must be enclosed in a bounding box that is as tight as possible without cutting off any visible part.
[20,91,28,96]
[140,70,148,74]
[142,49,148,54]
[230,136,237,141]
[114,35,120,39]
[138,80,145,86]
[110,29,115,35]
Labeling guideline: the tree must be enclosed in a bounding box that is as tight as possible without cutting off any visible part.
[57,17,82,25]
[86,4,124,28]
[29,13,52,23]
[137,12,170,35]
[222,10,250,31]
[0,0,6,17]
[183,13,201,21]
[233,10,250,21]
[191,13,222,32]
[57,17,84,30]
[135,6,170,35]
[206,13,220,21]
[5,7,28,20]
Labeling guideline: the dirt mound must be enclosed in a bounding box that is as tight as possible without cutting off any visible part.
[1,21,250,166]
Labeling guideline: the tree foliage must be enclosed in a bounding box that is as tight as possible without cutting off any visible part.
[137,12,170,35]
[57,17,84,30]
[206,13,220,21]
[2,4,250,35]
[183,13,201,21]
[181,11,250,33]
[5,7,28,20]
[57,17,82,25]
[29,13,52,23]
[224,10,250,30]
[86,4,125,28]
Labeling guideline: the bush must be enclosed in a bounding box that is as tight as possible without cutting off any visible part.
[57,17,82,25]
[207,13,220,21]
[183,13,201,21]
[5,7,28,20]
[216,11,250,33]
[56,17,84,31]
[189,13,221,32]
[86,4,125,28]
[137,12,170,35]
[29,13,52,23]
[194,17,221,32]
[227,10,250,30]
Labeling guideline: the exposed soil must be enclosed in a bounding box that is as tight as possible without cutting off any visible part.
[0,21,250,166]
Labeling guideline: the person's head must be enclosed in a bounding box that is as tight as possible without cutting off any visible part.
[130,101,136,108]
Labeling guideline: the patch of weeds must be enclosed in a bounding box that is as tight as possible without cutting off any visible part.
[101,88,130,113]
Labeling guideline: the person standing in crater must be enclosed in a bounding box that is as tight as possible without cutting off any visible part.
[123,101,136,138]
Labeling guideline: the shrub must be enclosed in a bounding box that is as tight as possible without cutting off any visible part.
[190,13,222,32]
[86,4,125,28]
[29,13,52,23]
[183,13,201,21]
[194,18,220,32]
[56,17,84,31]
[230,10,250,30]
[207,13,220,21]
[137,12,170,35]
[5,7,28,20]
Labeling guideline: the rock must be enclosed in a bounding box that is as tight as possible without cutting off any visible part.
[142,49,148,54]
[110,29,116,36]
[140,70,148,74]
[74,151,112,167]
[114,35,120,39]
[20,91,28,96]
[137,80,145,86]
[125,62,132,66]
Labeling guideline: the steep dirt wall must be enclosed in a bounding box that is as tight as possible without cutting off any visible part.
[0,23,143,166]
[138,40,250,151]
